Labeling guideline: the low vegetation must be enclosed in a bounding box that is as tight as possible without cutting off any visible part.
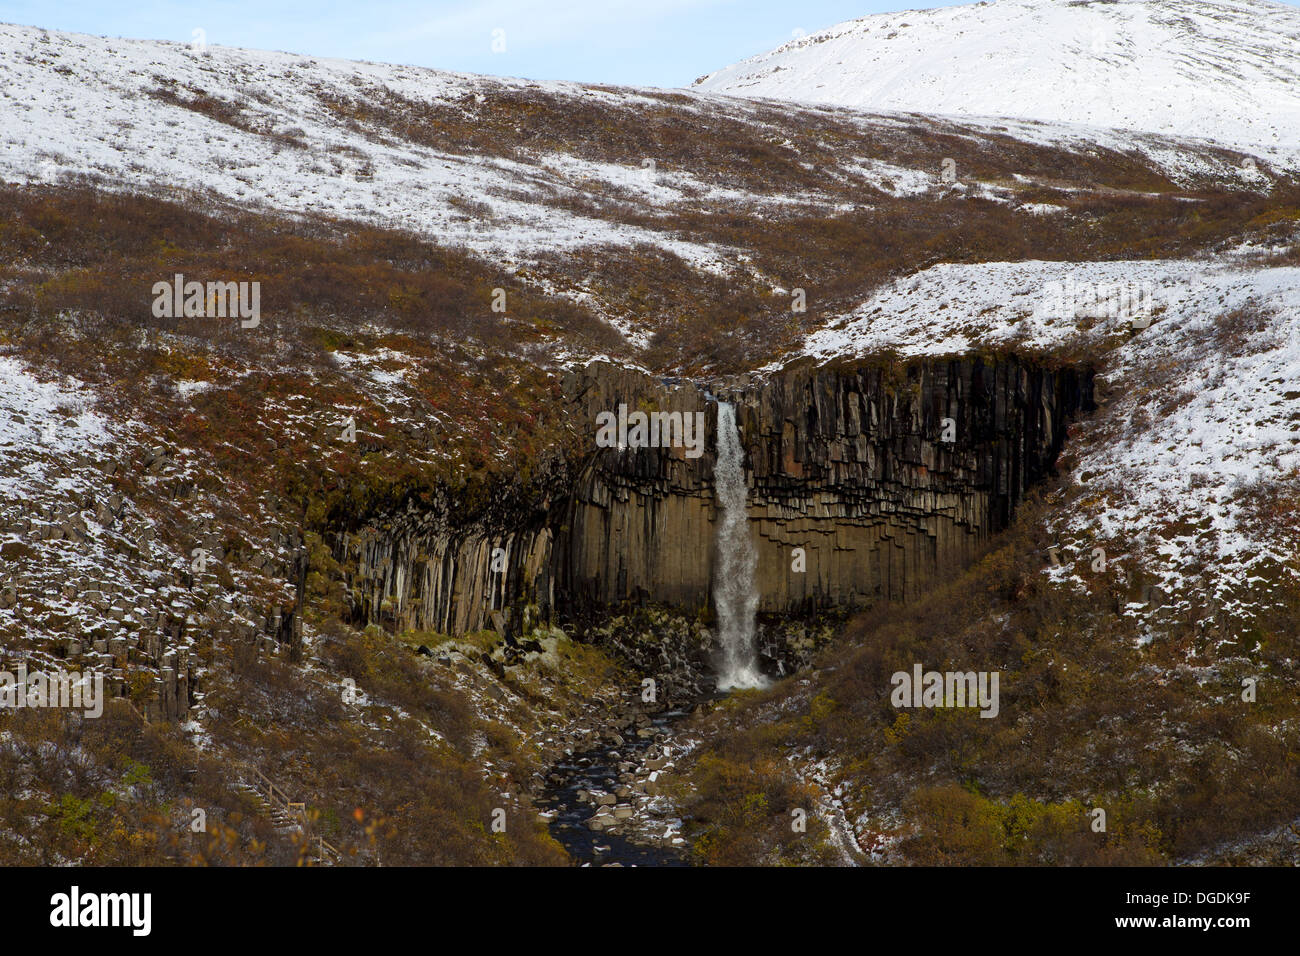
[676,487,1300,865]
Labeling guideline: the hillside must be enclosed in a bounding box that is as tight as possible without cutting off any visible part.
[0,15,1297,868]
[695,0,1300,164]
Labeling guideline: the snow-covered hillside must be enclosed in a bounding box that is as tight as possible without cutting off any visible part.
[1,19,1296,619]
[0,22,736,273]
[695,0,1300,162]
[5,18,1278,362]
[0,18,1270,270]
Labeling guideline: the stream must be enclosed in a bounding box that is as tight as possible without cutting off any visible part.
[539,704,699,867]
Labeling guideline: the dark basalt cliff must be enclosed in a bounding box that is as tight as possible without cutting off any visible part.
[338,356,1093,638]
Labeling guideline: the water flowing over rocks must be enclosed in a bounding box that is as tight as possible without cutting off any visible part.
[540,704,698,867]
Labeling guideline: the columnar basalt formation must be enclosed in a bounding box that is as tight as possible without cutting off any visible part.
[341,357,1093,636]
[343,490,559,637]
[742,358,1087,608]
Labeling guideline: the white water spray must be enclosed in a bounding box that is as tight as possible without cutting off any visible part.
[712,401,765,691]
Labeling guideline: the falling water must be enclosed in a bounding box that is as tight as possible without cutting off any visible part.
[712,401,765,691]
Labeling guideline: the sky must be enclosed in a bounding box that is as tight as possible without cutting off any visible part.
[0,0,979,88]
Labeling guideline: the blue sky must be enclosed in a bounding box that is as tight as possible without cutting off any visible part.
[0,0,979,87]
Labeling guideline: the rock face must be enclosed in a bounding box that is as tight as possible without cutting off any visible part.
[732,357,1090,609]
[341,356,1093,636]
[348,503,557,637]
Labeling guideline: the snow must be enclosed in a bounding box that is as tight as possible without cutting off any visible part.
[1055,266,1300,623]
[0,14,1269,303]
[0,22,734,273]
[695,0,1300,166]
[843,156,936,197]
[793,257,1291,358]
[0,355,114,500]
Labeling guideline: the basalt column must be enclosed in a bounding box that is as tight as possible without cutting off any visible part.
[557,366,717,616]
[344,356,1092,636]
[558,356,1091,616]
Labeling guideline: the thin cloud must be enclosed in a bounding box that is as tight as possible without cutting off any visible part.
[368,0,739,54]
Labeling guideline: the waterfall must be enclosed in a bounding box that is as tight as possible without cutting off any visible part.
[712,401,765,691]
